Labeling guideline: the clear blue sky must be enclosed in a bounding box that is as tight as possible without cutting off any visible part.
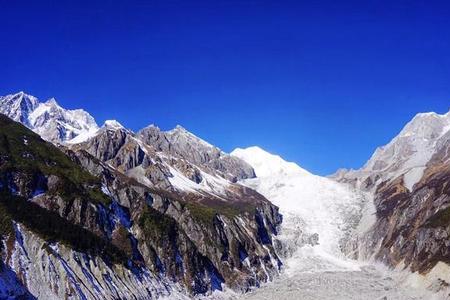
[1,1,449,175]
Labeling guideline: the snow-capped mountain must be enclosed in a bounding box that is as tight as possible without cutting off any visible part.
[0,92,99,143]
[2,90,449,298]
[102,119,125,130]
[138,124,255,182]
[0,91,39,126]
[335,110,450,191]
[0,92,254,198]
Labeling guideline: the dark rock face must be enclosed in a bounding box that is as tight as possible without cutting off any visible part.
[72,126,175,191]
[348,142,450,277]
[0,115,282,298]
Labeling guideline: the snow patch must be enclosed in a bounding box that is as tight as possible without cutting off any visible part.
[167,166,200,193]
[403,167,426,192]
[66,127,99,144]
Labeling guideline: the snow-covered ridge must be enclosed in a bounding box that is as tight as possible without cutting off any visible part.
[0,92,99,143]
[0,91,39,126]
[103,119,125,130]
[231,146,309,177]
[336,109,450,191]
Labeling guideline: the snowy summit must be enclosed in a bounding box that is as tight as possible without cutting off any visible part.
[0,92,99,144]
[231,146,309,177]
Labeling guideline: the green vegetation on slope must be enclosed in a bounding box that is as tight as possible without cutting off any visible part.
[139,206,177,243]
[138,206,181,273]
[184,200,256,227]
[0,114,109,205]
[0,191,127,264]
[0,115,127,262]
[425,206,450,228]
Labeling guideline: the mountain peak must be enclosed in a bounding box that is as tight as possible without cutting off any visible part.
[12,91,33,98]
[0,92,99,144]
[166,125,214,148]
[0,91,40,126]
[413,110,450,119]
[173,124,188,132]
[399,110,450,139]
[4,91,37,101]
[231,146,309,178]
[103,119,124,130]
[14,91,26,98]
[339,108,450,192]
[44,97,60,107]
[143,123,159,130]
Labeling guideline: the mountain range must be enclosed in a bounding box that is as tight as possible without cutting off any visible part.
[0,91,449,299]
[0,92,281,299]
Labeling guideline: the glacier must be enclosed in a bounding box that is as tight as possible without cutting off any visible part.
[229,146,439,300]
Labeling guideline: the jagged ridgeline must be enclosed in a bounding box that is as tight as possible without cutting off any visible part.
[0,114,282,299]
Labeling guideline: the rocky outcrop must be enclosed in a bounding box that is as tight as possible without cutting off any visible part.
[1,223,184,300]
[335,110,450,284]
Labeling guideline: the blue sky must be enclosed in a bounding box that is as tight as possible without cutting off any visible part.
[1,1,449,175]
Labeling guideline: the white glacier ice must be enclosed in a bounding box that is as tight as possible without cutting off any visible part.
[229,146,437,300]
[231,146,366,273]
